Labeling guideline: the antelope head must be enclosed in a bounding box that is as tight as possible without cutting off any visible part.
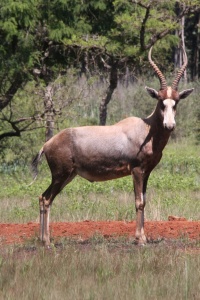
[146,47,194,131]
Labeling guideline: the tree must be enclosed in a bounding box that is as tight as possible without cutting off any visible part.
[97,0,200,124]
[185,10,200,80]
[0,0,199,147]
[0,0,40,139]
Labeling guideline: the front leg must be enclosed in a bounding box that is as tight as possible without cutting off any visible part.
[132,167,149,245]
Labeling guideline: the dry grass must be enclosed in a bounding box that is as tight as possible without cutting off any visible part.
[0,237,200,300]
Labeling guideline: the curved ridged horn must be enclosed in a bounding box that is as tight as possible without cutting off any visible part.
[148,47,167,90]
[172,47,188,90]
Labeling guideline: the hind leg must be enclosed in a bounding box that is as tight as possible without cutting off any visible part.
[39,172,76,246]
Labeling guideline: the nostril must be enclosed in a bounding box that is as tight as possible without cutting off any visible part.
[171,122,176,129]
[163,123,176,131]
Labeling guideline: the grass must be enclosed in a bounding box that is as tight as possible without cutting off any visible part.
[0,139,199,223]
[0,237,200,299]
[0,139,199,299]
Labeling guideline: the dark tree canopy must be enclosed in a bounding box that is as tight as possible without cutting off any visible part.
[0,0,199,141]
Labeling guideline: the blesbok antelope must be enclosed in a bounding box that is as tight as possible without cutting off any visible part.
[32,47,194,246]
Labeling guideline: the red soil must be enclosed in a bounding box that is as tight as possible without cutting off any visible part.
[0,219,200,245]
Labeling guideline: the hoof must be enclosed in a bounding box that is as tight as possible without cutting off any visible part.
[39,238,51,248]
[45,244,53,250]
[135,237,147,246]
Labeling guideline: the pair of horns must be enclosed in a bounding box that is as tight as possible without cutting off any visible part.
[148,46,188,91]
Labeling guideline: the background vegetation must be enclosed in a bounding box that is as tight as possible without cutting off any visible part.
[0,1,200,299]
[0,78,199,225]
[0,0,200,146]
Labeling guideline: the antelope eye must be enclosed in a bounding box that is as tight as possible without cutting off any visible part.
[171,100,177,109]
[173,102,177,108]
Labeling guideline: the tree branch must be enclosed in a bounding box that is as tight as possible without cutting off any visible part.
[131,0,200,51]
[0,131,21,140]
[0,75,24,111]
[99,60,118,125]
[0,115,41,141]
[140,5,151,51]
[131,0,150,9]
[145,28,172,50]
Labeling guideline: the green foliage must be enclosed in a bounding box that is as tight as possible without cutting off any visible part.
[111,0,179,59]
[0,0,40,74]
[0,0,197,84]
[0,0,199,149]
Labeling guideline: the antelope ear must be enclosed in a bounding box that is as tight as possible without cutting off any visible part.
[179,88,194,99]
[145,86,159,99]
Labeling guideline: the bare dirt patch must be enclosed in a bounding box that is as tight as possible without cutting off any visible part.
[0,219,200,246]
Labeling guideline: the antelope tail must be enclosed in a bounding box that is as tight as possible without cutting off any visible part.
[29,147,44,186]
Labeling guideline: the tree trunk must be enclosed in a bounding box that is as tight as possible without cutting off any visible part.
[193,12,200,80]
[174,14,187,85]
[181,15,187,84]
[44,85,54,141]
[99,62,118,125]
[0,75,23,111]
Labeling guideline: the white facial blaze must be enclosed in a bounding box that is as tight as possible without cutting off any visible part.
[167,87,172,98]
[163,99,176,130]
